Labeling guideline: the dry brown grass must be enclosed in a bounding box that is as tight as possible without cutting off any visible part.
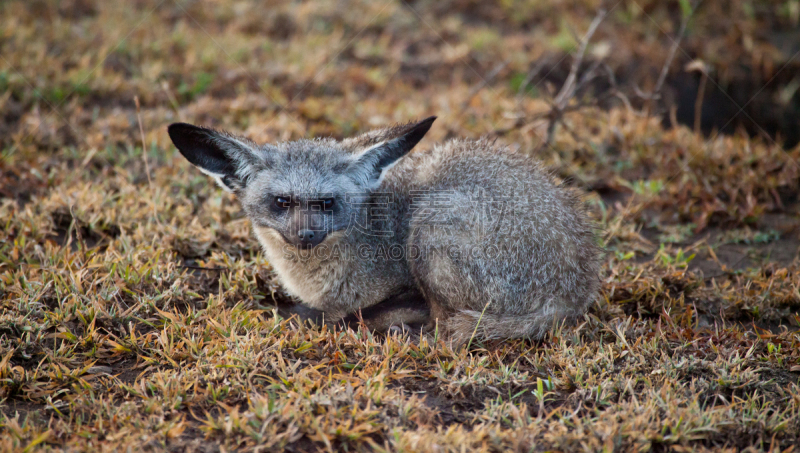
[1,1,799,451]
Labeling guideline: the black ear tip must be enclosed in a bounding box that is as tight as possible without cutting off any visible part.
[167,123,212,148]
[167,122,196,137]
[419,116,437,127]
[413,116,436,135]
[394,116,436,152]
[168,123,187,140]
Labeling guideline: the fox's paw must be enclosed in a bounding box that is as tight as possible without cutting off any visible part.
[388,323,424,342]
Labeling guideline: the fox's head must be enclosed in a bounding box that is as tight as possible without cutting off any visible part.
[167,117,435,250]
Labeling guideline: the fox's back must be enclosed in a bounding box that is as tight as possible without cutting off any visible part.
[383,138,601,333]
[384,137,595,254]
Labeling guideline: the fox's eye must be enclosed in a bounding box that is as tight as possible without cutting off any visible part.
[274,196,291,209]
[323,198,335,210]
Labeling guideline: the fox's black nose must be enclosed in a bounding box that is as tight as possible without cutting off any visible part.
[293,229,325,249]
[297,229,315,241]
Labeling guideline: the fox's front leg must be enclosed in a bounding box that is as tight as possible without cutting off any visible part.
[272,292,430,334]
[338,290,430,334]
[272,300,328,325]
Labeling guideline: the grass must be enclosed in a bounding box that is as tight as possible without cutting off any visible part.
[1,0,799,451]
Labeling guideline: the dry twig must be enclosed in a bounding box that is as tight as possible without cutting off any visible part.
[635,0,698,116]
[134,96,152,189]
[492,10,609,143]
[542,9,607,149]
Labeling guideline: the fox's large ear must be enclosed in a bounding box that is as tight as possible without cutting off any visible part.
[167,123,271,192]
[350,116,436,187]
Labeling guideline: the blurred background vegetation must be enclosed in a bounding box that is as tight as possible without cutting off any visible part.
[2,0,799,149]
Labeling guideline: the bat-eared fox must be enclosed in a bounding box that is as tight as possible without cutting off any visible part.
[168,117,601,345]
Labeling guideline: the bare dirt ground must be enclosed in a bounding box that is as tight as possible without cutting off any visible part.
[1,1,799,451]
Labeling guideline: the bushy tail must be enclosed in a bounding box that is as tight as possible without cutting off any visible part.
[445,305,583,346]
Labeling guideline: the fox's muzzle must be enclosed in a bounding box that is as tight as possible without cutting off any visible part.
[292,228,326,249]
[287,210,328,249]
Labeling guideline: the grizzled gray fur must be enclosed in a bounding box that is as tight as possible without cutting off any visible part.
[168,117,601,345]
